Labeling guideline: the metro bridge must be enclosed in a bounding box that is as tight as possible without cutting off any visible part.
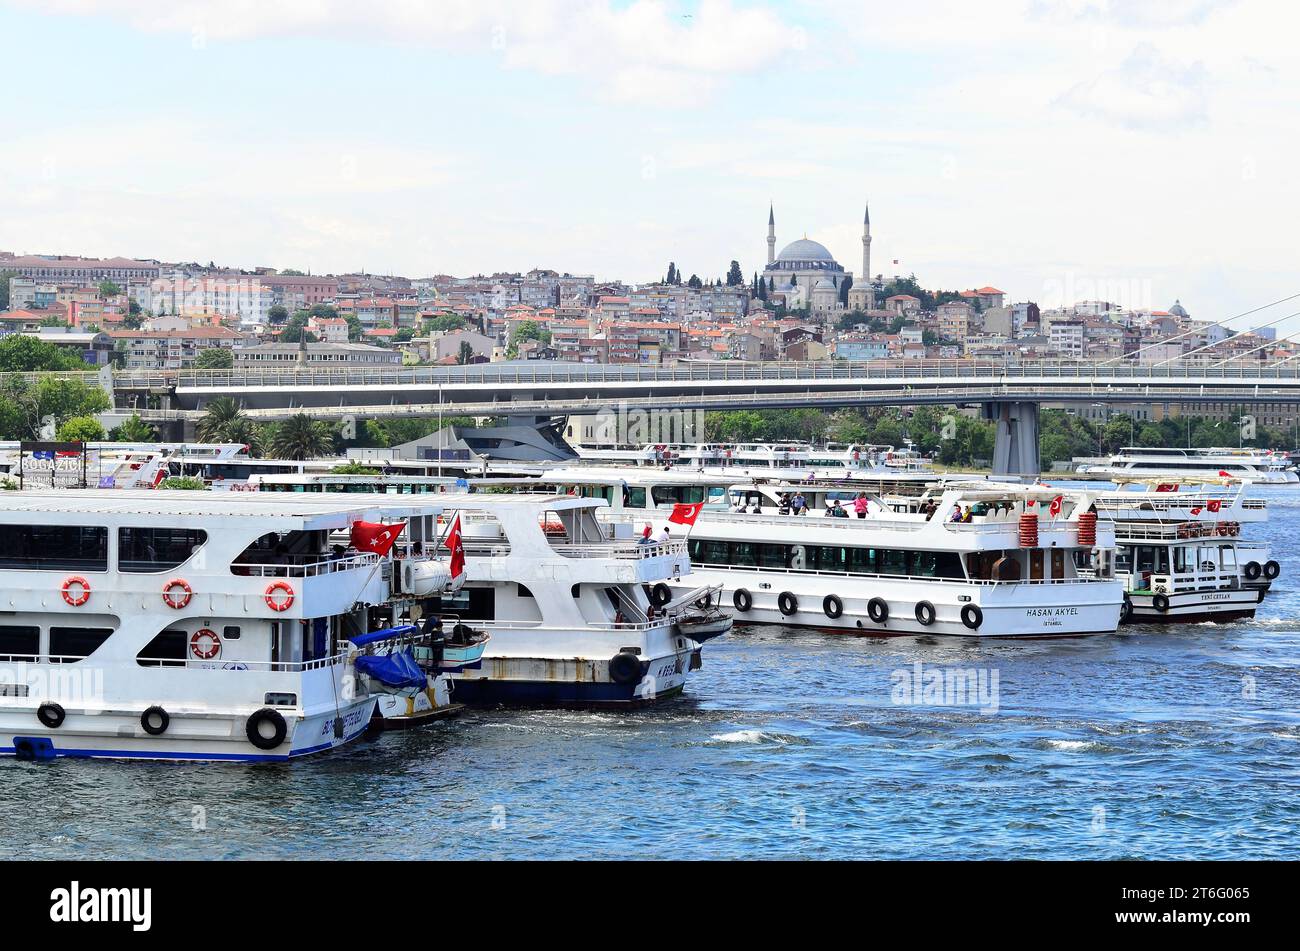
[53,359,1300,476]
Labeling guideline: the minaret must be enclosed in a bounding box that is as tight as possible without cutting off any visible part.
[861,201,872,286]
[767,203,776,266]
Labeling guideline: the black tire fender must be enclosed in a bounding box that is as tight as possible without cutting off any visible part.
[867,597,889,623]
[140,705,170,736]
[823,594,844,619]
[37,703,65,729]
[733,588,752,612]
[960,603,983,630]
[608,652,643,685]
[915,601,936,626]
[246,708,288,751]
[778,591,798,616]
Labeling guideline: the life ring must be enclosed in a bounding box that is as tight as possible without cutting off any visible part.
[61,576,91,607]
[246,708,288,750]
[1264,560,1281,580]
[823,594,844,619]
[778,591,799,616]
[37,702,66,729]
[608,652,642,685]
[162,578,193,609]
[1120,593,1133,623]
[189,628,221,660]
[732,588,752,612]
[1244,562,1262,581]
[140,705,170,736]
[915,601,936,626]
[649,583,672,607]
[867,597,889,623]
[1152,594,1170,613]
[264,581,295,612]
[960,603,983,630]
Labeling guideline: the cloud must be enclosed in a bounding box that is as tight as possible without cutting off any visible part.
[1056,43,1209,129]
[22,0,805,104]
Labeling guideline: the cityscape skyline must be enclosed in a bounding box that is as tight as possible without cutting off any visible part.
[3,1,1298,326]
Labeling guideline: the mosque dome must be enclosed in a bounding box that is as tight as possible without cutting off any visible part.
[775,238,836,263]
[1168,299,1189,317]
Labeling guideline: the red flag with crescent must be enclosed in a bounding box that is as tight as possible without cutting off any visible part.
[350,520,405,556]
[668,502,703,526]
[444,514,465,579]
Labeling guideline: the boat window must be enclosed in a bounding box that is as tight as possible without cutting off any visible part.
[1051,548,1066,580]
[137,629,188,666]
[699,540,729,564]
[517,583,534,599]
[1030,549,1045,580]
[223,626,241,639]
[0,525,107,571]
[1174,548,1191,572]
[119,528,207,573]
[732,542,757,566]
[879,550,908,575]
[49,627,114,662]
[1218,546,1237,569]
[758,544,789,569]
[814,546,847,572]
[652,485,706,506]
[848,548,877,573]
[626,487,647,508]
[0,625,40,658]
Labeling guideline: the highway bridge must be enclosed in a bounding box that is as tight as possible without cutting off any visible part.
[38,359,1300,476]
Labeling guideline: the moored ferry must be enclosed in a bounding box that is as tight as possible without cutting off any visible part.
[1094,479,1279,622]
[0,490,463,761]
[1074,447,1298,484]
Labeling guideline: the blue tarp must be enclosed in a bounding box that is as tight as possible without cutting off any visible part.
[354,649,426,689]
[348,625,418,648]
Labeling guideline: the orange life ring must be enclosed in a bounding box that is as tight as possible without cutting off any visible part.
[162,578,193,609]
[190,628,221,660]
[265,581,295,612]
[61,576,91,607]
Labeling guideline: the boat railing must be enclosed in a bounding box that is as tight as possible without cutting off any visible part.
[133,652,351,672]
[691,563,1115,585]
[473,618,676,633]
[1114,522,1241,542]
[230,552,380,578]
[551,540,686,560]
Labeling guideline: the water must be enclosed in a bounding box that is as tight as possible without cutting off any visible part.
[4,490,1300,860]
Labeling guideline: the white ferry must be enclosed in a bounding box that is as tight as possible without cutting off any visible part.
[1094,480,1278,622]
[0,441,252,490]
[495,470,1120,638]
[575,441,937,478]
[406,494,719,706]
[0,490,463,761]
[1075,447,1298,484]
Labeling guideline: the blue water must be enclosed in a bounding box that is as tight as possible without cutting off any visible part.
[4,489,1299,860]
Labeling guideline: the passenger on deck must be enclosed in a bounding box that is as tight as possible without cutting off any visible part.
[792,492,807,515]
[829,501,849,518]
[854,493,869,518]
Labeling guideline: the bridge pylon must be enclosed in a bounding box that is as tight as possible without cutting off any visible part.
[984,401,1040,480]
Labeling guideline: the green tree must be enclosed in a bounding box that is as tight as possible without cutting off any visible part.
[57,415,106,442]
[267,304,289,324]
[97,280,123,297]
[427,314,467,333]
[687,274,703,289]
[279,312,317,343]
[0,335,89,371]
[158,476,208,490]
[0,269,17,309]
[195,396,248,442]
[270,413,335,459]
[330,461,381,475]
[725,260,743,286]
[345,314,364,341]
[456,340,475,365]
[507,320,550,358]
[193,347,234,369]
[111,413,157,441]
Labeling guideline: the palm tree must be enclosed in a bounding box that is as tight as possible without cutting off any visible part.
[270,413,334,460]
[195,397,246,442]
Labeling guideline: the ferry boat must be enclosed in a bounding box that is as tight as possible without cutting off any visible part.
[508,470,1121,638]
[1074,447,1298,484]
[574,440,937,478]
[1093,480,1278,622]
[0,490,463,761]
[407,494,720,706]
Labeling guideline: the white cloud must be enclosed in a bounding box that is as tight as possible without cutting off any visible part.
[1056,43,1209,128]
[23,0,805,104]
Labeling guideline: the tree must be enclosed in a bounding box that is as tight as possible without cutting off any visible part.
[457,340,475,365]
[507,320,550,358]
[839,274,853,305]
[193,347,234,369]
[111,413,157,442]
[0,335,89,371]
[57,415,106,442]
[0,269,17,309]
[267,304,289,324]
[345,314,364,341]
[158,476,208,490]
[665,262,678,285]
[39,314,67,328]
[330,461,381,475]
[97,280,123,297]
[394,327,415,342]
[687,274,703,289]
[726,260,744,286]
[195,396,248,442]
[427,314,467,333]
[279,312,317,343]
[270,413,336,460]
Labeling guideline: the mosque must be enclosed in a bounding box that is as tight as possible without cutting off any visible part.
[763,203,875,317]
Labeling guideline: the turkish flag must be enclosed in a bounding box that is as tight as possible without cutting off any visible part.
[444,514,465,579]
[350,520,405,556]
[1207,499,1222,513]
[1218,470,1232,478]
[1190,507,1203,515]
[668,502,703,526]
[1048,495,1063,518]
[1155,483,1179,493]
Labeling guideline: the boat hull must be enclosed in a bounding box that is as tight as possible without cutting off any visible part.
[671,570,1124,638]
[1124,587,1262,623]
[0,696,377,762]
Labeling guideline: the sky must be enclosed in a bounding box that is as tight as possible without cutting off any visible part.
[2,0,1298,326]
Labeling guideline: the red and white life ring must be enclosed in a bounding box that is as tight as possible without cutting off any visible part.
[190,628,221,660]
[162,578,193,609]
[61,576,91,607]
[264,581,295,612]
